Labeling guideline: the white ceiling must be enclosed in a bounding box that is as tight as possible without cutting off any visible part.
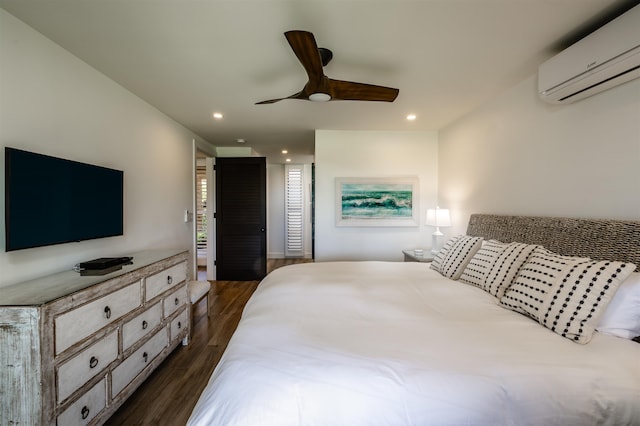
[1,0,637,163]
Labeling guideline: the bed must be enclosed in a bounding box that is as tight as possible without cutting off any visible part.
[188,214,640,426]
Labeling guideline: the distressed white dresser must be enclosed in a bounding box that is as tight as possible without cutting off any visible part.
[0,249,190,426]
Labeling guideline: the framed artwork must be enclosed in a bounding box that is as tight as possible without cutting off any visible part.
[335,177,419,227]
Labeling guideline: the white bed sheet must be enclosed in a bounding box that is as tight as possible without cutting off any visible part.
[188,262,640,426]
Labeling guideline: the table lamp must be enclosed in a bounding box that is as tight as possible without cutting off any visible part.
[426,207,451,255]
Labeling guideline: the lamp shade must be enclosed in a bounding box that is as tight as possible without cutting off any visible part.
[426,208,451,227]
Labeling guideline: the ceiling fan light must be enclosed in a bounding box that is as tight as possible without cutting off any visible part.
[309,92,331,102]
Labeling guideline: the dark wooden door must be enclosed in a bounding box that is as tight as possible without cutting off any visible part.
[215,157,267,280]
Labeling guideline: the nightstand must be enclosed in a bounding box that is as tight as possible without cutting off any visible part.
[402,250,434,263]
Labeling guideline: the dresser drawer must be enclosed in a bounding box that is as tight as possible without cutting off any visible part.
[55,282,141,354]
[170,309,188,342]
[57,331,117,402]
[111,329,169,397]
[57,378,106,426]
[122,302,162,351]
[164,285,188,318]
[145,262,187,301]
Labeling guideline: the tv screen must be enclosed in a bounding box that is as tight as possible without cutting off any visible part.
[5,147,124,251]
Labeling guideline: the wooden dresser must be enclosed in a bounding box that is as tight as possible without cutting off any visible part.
[0,249,190,426]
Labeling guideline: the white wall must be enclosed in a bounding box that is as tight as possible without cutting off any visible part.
[315,130,439,261]
[267,164,286,258]
[439,74,640,236]
[0,10,208,287]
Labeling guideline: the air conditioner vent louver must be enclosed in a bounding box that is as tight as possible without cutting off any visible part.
[557,63,640,102]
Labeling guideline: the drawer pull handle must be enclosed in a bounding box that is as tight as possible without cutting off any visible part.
[142,320,148,330]
[167,275,173,285]
[174,297,179,306]
[104,306,112,319]
[143,352,148,363]
[81,406,90,420]
[89,356,99,369]
[177,321,182,329]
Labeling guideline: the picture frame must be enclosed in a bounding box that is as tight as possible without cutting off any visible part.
[335,176,419,227]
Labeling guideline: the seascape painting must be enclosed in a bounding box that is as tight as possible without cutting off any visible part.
[341,183,413,219]
[336,177,419,227]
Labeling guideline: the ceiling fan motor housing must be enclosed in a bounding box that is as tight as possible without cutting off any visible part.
[318,48,333,67]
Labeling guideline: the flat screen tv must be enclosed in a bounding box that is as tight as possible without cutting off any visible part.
[5,147,124,251]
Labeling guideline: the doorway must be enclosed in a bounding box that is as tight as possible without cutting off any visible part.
[194,148,216,281]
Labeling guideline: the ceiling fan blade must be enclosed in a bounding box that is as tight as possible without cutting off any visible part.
[328,79,399,102]
[284,30,325,86]
[255,91,306,105]
[255,98,285,105]
[257,31,398,104]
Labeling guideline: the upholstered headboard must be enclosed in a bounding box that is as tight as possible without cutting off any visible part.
[466,214,640,271]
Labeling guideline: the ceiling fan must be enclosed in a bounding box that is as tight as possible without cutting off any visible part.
[256,30,399,104]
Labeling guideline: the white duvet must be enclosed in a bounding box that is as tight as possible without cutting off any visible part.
[188,262,640,426]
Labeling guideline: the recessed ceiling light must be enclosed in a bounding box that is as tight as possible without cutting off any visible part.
[236,138,246,144]
[406,114,417,121]
[286,158,292,162]
[282,150,288,154]
[213,112,223,119]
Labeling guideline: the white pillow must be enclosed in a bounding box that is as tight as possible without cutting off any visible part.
[596,272,640,339]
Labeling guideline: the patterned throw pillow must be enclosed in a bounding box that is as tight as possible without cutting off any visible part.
[500,247,588,317]
[500,246,636,344]
[438,236,483,280]
[430,235,461,274]
[460,240,511,290]
[483,242,538,298]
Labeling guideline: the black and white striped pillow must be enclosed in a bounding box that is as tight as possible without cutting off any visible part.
[460,240,510,290]
[438,236,483,280]
[501,246,636,343]
[430,235,461,274]
[483,242,538,298]
[499,247,587,317]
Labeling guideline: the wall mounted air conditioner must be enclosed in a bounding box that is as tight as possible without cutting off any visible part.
[538,4,640,104]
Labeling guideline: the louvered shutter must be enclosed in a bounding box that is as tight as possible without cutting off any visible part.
[196,167,207,252]
[285,164,304,257]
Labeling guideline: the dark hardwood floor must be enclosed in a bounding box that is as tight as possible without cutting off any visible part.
[105,258,311,425]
